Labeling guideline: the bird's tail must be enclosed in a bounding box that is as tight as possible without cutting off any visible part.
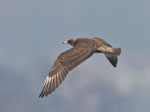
[112,48,121,56]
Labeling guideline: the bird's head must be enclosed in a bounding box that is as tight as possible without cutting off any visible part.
[63,38,78,46]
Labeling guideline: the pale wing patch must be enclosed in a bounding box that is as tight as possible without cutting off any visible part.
[39,62,69,98]
[98,45,112,53]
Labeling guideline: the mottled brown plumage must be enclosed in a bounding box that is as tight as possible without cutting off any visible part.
[39,37,121,98]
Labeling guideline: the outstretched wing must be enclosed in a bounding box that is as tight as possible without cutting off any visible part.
[39,47,94,98]
[104,54,118,67]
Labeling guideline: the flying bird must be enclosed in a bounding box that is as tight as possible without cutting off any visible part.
[39,37,121,98]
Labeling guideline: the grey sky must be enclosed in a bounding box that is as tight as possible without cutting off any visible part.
[0,0,150,112]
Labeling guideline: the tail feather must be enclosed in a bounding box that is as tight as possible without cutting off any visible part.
[113,48,121,56]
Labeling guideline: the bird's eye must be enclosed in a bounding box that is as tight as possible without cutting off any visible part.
[68,40,72,43]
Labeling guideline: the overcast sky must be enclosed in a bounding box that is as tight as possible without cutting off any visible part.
[0,0,150,112]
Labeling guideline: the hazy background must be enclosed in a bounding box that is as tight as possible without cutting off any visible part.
[0,0,150,112]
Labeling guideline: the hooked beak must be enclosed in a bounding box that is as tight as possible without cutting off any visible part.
[62,41,68,44]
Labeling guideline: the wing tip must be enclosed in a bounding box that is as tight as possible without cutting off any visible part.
[39,91,45,98]
[113,64,117,67]
[39,94,44,98]
[111,60,117,67]
[39,91,50,98]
